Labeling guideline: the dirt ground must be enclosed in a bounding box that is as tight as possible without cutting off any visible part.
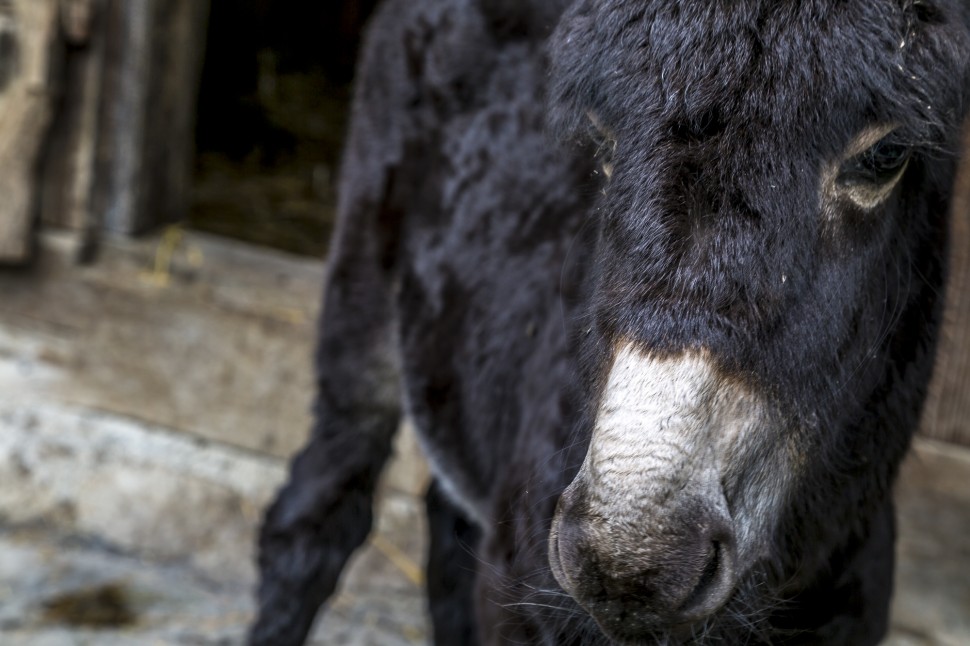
[0,232,967,645]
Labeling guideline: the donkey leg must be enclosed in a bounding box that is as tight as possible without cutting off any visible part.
[249,208,401,645]
[426,479,482,646]
[248,2,477,640]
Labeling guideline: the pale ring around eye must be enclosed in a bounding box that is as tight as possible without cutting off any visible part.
[824,125,912,212]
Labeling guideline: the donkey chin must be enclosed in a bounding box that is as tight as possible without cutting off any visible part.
[549,343,785,642]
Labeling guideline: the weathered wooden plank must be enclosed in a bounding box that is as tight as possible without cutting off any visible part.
[38,0,104,236]
[0,0,58,263]
[921,124,970,446]
[142,0,210,233]
[94,0,152,234]
[93,0,208,235]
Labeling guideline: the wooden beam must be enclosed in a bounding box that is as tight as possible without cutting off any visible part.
[921,123,970,445]
[95,0,153,234]
[39,0,105,237]
[91,0,208,235]
[36,0,207,260]
[142,0,211,233]
[0,0,58,263]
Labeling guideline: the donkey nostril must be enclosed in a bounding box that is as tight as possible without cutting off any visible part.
[678,538,736,621]
[697,541,722,593]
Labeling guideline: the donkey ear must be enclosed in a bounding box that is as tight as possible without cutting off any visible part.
[546,0,616,143]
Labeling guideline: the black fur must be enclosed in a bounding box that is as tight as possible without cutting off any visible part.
[426,480,481,644]
[251,1,970,644]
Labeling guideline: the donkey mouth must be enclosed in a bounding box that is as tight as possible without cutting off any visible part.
[549,508,738,642]
[550,546,734,643]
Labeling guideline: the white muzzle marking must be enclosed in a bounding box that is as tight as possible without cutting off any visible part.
[573,342,790,559]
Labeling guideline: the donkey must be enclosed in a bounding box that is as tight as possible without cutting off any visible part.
[251,1,970,644]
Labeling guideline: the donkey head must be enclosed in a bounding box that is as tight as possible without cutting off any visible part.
[546,0,970,641]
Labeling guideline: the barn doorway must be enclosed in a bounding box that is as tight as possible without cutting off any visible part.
[189,0,379,256]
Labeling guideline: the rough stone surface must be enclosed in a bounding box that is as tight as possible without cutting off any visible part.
[0,493,428,646]
[0,232,966,644]
[0,230,322,458]
[0,399,285,585]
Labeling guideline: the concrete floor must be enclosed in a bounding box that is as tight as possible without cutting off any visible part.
[0,231,967,645]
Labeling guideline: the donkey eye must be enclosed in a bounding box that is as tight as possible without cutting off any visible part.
[838,135,912,186]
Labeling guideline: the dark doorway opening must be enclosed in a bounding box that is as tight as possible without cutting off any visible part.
[190,0,379,256]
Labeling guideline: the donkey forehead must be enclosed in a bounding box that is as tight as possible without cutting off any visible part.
[551,0,957,146]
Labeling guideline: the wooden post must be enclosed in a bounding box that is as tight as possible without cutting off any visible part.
[921,124,970,446]
[39,0,105,238]
[36,0,208,246]
[94,0,209,235]
[142,0,211,233]
[0,0,58,263]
